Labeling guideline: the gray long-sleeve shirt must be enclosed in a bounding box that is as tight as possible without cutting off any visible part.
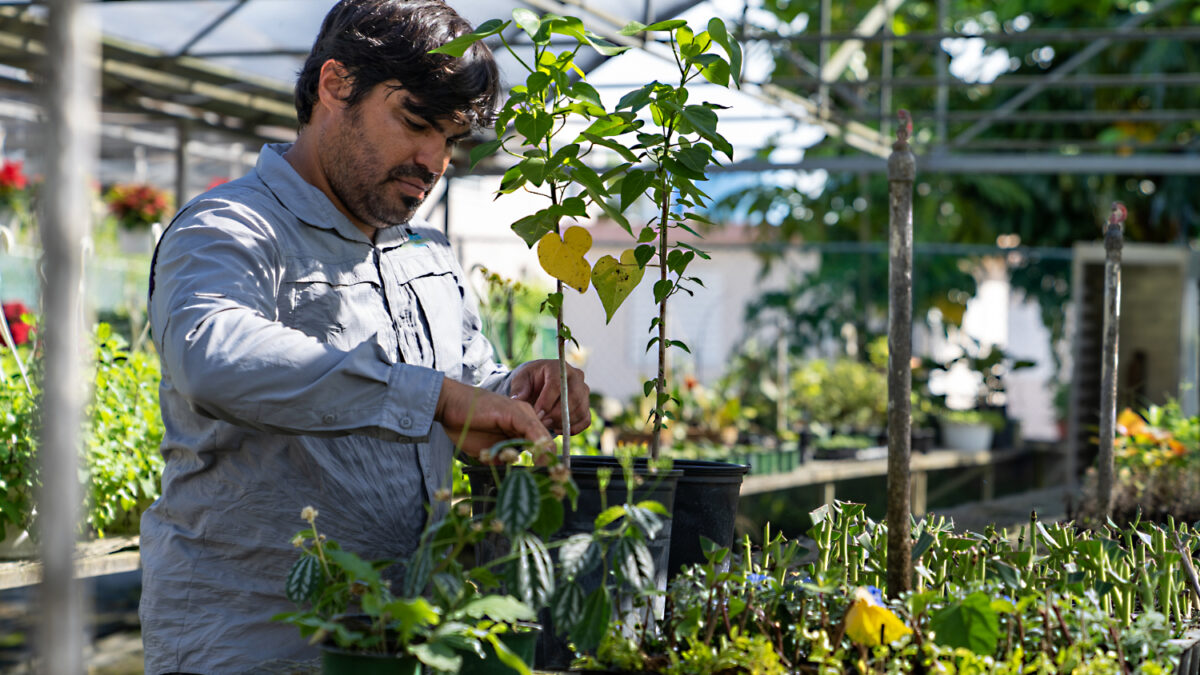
[140,143,511,674]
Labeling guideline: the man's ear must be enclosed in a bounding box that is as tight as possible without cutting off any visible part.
[316,59,354,112]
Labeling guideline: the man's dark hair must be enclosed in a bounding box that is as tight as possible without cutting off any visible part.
[295,0,499,129]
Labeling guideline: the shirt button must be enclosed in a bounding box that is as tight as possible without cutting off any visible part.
[400,416,413,429]
[322,413,336,424]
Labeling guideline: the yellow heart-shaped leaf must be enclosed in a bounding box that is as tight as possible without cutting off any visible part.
[591,249,645,323]
[537,226,592,293]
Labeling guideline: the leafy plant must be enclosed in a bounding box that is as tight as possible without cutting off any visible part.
[581,502,1195,673]
[0,321,164,540]
[1076,402,1200,525]
[938,407,1006,431]
[441,12,739,461]
[104,182,172,229]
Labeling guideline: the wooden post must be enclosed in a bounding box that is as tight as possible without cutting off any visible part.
[886,110,915,597]
[41,0,97,672]
[1096,203,1126,518]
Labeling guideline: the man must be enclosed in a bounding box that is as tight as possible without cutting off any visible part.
[140,1,589,671]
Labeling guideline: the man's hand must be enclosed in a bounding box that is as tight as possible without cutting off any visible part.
[509,360,590,436]
[436,377,551,458]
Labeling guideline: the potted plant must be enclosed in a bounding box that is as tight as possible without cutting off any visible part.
[438,0,747,621]
[103,181,172,255]
[276,490,544,674]
[936,407,1005,452]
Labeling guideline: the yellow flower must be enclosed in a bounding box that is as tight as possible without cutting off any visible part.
[845,587,911,647]
[300,506,318,523]
[1117,408,1146,436]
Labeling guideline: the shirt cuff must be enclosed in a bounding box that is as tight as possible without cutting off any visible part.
[384,362,443,438]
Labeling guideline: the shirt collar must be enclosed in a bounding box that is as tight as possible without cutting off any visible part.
[256,142,414,248]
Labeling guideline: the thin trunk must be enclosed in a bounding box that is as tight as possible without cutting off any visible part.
[885,111,915,597]
[1097,203,1126,518]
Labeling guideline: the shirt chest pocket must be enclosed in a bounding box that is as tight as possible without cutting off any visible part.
[390,258,464,376]
[281,257,384,350]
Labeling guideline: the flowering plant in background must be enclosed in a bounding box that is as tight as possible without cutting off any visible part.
[1115,403,1195,469]
[0,159,28,205]
[104,182,172,229]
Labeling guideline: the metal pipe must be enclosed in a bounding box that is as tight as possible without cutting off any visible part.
[744,22,1200,44]
[174,119,190,209]
[40,0,96,673]
[1096,202,1126,519]
[886,110,915,597]
[952,0,1179,148]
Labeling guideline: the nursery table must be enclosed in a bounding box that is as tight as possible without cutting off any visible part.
[0,535,140,590]
[739,447,1030,515]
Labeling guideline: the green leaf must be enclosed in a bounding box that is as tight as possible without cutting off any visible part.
[930,592,1001,655]
[569,81,603,108]
[488,632,532,675]
[551,581,586,633]
[518,155,547,186]
[613,536,656,590]
[707,18,742,86]
[619,19,687,36]
[676,144,713,175]
[458,595,536,623]
[429,19,508,57]
[580,114,635,138]
[595,505,626,529]
[653,279,673,304]
[617,83,656,112]
[469,137,505,170]
[514,110,553,145]
[498,165,526,194]
[526,70,552,97]
[512,8,541,39]
[285,554,324,604]
[619,169,653,212]
[410,642,463,672]
[680,105,733,159]
[693,53,730,87]
[497,469,540,531]
[531,492,564,539]
[580,133,640,163]
[592,251,646,323]
[911,530,936,562]
[625,504,664,539]
[559,533,602,578]
[634,244,655,267]
[571,587,610,652]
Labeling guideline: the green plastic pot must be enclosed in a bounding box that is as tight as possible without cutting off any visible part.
[458,623,541,675]
[321,647,421,675]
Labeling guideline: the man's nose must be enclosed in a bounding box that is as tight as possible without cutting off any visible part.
[412,136,450,176]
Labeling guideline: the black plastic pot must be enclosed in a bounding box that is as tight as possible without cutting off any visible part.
[458,622,541,675]
[661,459,749,575]
[569,457,749,575]
[321,647,421,675]
[465,458,681,671]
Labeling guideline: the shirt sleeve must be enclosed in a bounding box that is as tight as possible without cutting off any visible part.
[150,200,443,441]
[420,227,513,394]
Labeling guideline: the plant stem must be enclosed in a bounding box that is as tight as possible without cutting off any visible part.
[651,169,670,460]
[557,279,571,465]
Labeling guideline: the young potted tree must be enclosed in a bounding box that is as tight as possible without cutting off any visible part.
[434,8,748,664]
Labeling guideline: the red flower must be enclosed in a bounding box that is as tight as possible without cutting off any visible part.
[0,160,28,196]
[105,182,172,228]
[2,300,32,346]
[206,176,230,190]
